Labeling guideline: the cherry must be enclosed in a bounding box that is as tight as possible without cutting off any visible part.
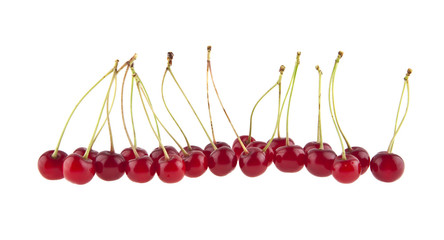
[269,137,294,152]
[150,145,179,170]
[203,141,230,159]
[370,151,404,183]
[232,135,255,159]
[73,147,99,162]
[157,154,185,183]
[63,153,95,185]
[345,146,370,175]
[239,147,267,177]
[121,147,148,162]
[94,151,126,181]
[38,150,67,180]
[303,141,332,154]
[274,145,306,173]
[305,148,336,177]
[332,154,361,184]
[183,150,208,178]
[126,155,156,183]
[208,146,237,176]
[247,141,275,166]
[179,145,203,158]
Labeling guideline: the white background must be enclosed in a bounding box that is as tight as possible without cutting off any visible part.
[0,0,442,239]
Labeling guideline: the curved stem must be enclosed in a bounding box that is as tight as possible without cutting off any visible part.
[206,47,216,145]
[277,81,282,138]
[285,52,301,146]
[121,64,139,158]
[105,66,117,152]
[316,66,324,149]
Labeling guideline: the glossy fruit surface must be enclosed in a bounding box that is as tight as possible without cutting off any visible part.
[345,146,370,175]
[94,151,126,181]
[305,148,336,177]
[121,147,148,162]
[38,150,67,180]
[150,146,179,171]
[179,145,203,158]
[274,145,306,173]
[269,137,294,152]
[73,147,98,162]
[370,151,405,182]
[208,146,237,176]
[63,153,95,185]
[232,135,255,159]
[126,155,155,183]
[184,150,208,178]
[203,141,230,159]
[332,154,361,184]
[247,141,275,166]
[157,154,185,183]
[303,141,332,154]
[239,147,267,177]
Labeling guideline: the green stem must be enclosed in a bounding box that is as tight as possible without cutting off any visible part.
[206,47,216,146]
[285,52,301,146]
[316,66,324,149]
[130,72,137,147]
[277,81,282,138]
[120,64,139,158]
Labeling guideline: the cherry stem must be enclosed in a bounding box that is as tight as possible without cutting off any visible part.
[315,65,325,149]
[277,80,282,138]
[388,69,412,153]
[248,79,280,143]
[207,46,248,154]
[285,52,301,146]
[263,66,286,152]
[328,51,347,160]
[105,66,117,153]
[206,46,217,145]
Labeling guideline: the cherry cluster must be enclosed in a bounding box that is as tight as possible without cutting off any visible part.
[38,48,412,184]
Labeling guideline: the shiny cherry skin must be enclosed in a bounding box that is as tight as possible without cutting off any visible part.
[73,147,99,162]
[305,148,336,177]
[38,150,68,180]
[370,151,405,182]
[126,155,155,183]
[303,141,332,154]
[203,141,230,159]
[183,150,208,178]
[150,146,179,171]
[239,147,267,177]
[208,146,237,176]
[247,141,275,166]
[274,145,306,173]
[345,146,370,175]
[179,145,203,158]
[232,135,256,159]
[94,151,126,181]
[157,154,185,183]
[269,137,294,152]
[332,154,361,184]
[63,153,95,185]
[121,147,148,162]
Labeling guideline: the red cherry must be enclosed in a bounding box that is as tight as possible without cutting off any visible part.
[232,135,255,159]
[179,145,203,158]
[203,141,230,159]
[274,145,306,173]
[157,154,185,183]
[303,141,332,154]
[208,146,237,176]
[38,150,67,180]
[239,147,267,177]
[332,154,361,184]
[94,151,126,181]
[370,151,405,182]
[63,153,95,185]
[246,141,275,166]
[73,147,99,162]
[269,137,294,152]
[305,148,336,177]
[121,147,148,162]
[150,146,179,171]
[126,155,156,183]
[183,150,208,178]
[345,146,370,175]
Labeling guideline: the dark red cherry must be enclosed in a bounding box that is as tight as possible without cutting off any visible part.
[305,148,336,177]
[208,146,237,176]
[239,147,267,177]
[150,146,179,171]
[126,155,155,183]
[269,137,294,152]
[274,145,306,173]
[232,135,255,159]
[179,145,203,158]
[345,146,370,175]
[332,154,361,184]
[303,141,332,154]
[38,150,67,180]
[94,151,126,181]
[247,141,275,166]
[183,150,208,178]
[73,147,98,162]
[203,141,230,159]
[121,147,148,162]
[370,151,405,183]
[157,154,185,183]
[63,153,95,185]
